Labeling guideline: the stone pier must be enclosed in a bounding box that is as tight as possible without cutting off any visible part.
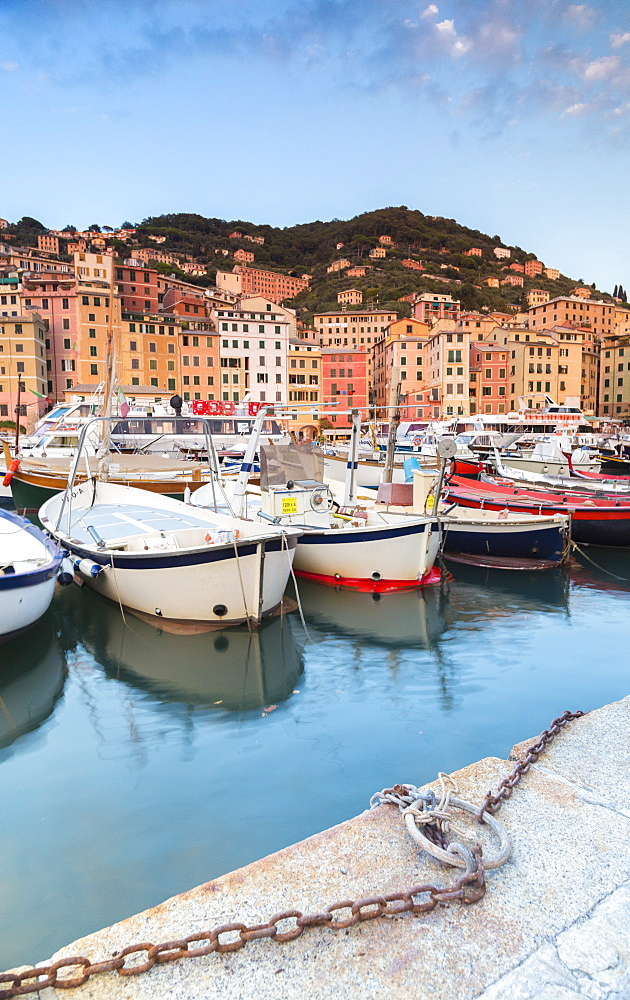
[9,695,630,999]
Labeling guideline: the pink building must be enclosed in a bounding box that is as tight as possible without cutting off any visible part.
[234,248,254,263]
[501,275,524,288]
[469,342,509,415]
[21,270,79,397]
[412,293,461,325]
[464,247,483,257]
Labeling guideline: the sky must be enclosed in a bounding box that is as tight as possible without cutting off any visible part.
[0,0,629,290]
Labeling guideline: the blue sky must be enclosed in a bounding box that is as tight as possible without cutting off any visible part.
[1,0,628,290]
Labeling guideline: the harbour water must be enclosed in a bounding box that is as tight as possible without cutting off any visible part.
[2,550,630,970]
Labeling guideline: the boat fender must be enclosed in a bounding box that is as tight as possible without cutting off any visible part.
[57,569,74,587]
[73,557,104,578]
[2,458,20,487]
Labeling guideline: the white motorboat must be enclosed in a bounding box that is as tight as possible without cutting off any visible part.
[196,408,442,592]
[39,480,302,629]
[498,435,600,476]
[0,510,64,642]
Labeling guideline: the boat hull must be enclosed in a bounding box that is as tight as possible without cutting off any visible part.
[444,478,630,548]
[440,518,567,567]
[293,519,441,591]
[10,470,204,514]
[56,535,299,627]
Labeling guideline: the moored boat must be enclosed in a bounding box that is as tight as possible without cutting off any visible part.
[0,509,64,642]
[39,480,302,628]
[444,474,630,547]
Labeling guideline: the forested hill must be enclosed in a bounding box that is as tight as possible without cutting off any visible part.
[134,206,612,317]
[5,207,619,318]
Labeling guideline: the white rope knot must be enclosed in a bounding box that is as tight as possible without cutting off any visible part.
[402,772,476,843]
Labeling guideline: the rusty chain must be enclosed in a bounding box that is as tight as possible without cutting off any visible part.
[477,709,585,820]
[0,709,584,998]
[0,852,485,998]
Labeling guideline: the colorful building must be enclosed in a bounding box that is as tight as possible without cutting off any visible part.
[469,342,509,415]
[0,313,48,424]
[321,347,369,428]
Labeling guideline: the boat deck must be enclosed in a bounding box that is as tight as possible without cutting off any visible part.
[61,503,226,547]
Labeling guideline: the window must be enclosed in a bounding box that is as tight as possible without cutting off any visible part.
[88,313,95,322]
[63,338,71,349]
[89,346,97,357]
[149,342,156,353]
[90,364,98,375]
[131,358,139,369]
[82,296,89,305]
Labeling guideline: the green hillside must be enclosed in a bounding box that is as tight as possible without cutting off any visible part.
[4,207,617,318]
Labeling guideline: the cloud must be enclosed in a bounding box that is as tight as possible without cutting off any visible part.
[582,55,620,81]
[1,0,629,146]
[562,4,597,31]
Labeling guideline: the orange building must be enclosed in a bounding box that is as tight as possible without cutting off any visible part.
[118,312,183,393]
[0,313,48,423]
[524,259,544,277]
[234,264,310,303]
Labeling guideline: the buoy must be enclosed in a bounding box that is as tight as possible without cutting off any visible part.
[2,458,20,487]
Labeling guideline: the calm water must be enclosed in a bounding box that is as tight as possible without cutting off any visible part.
[2,550,630,969]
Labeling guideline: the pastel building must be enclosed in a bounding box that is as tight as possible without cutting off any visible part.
[412,293,461,326]
[529,296,616,339]
[314,309,397,353]
[326,259,352,274]
[115,262,159,314]
[213,304,292,405]
[425,327,473,417]
[20,270,78,397]
[118,312,183,394]
[337,288,363,305]
[222,265,310,303]
[0,313,48,422]
[469,342,509,415]
[599,335,630,417]
[321,347,369,428]
[524,259,544,277]
[371,318,430,417]
[37,235,60,255]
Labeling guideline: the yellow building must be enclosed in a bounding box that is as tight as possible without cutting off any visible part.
[119,312,184,393]
[314,309,398,354]
[337,288,363,305]
[287,338,321,440]
[484,324,591,410]
[371,318,430,416]
[529,295,616,338]
[0,313,48,424]
[599,334,630,418]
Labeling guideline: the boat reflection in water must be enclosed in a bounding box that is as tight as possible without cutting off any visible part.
[0,614,66,752]
[296,578,446,648]
[68,587,304,711]
[443,562,571,615]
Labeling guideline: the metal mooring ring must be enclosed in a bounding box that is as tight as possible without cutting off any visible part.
[404,796,511,870]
